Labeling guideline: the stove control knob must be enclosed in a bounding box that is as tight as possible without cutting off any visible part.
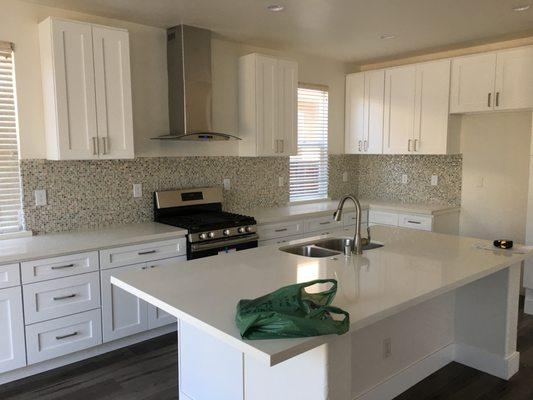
[199,233,208,240]
[223,229,231,236]
[208,232,216,239]
[237,227,246,234]
[245,226,253,233]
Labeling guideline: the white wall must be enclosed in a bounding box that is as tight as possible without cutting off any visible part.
[459,111,533,242]
[1,0,348,159]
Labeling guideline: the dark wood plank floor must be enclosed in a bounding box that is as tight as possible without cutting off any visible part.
[1,298,532,400]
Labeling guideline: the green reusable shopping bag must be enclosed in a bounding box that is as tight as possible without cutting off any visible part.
[235,279,350,340]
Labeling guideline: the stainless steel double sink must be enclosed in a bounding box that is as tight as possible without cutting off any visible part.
[279,238,383,258]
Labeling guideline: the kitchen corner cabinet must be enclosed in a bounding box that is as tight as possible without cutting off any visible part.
[39,17,134,160]
[450,46,533,113]
[345,70,385,154]
[0,286,26,374]
[238,53,298,157]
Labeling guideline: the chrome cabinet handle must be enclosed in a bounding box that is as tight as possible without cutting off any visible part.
[407,220,421,224]
[358,140,362,152]
[138,250,156,255]
[53,293,77,301]
[364,140,368,151]
[496,92,500,107]
[319,221,331,225]
[408,139,413,152]
[101,137,108,155]
[56,332,78,340]
[92,137,98,155]
[414,139,419,152]
[51,264,75,270]
[280,139,284,153]
[488,92,492,107]
[274,228,288,232]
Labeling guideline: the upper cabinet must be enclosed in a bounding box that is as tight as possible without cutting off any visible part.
[450,46,533,113]
[39,18,134,160]
[238,53,298,157]
[345,70,385,154]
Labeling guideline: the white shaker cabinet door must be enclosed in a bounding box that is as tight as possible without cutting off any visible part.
[92,26,134,159]
[255,55,278,156]
[45,19,98,160]
[0,286,26,373]
[364,69,385,154]
[345,73,366,154]
[450,53,497,113]
[383,65,417,154]
[494,46,533,111]
[277,59,298,156]
[101,264,148,342]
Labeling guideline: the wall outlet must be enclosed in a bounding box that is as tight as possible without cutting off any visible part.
[401,174,408,184]
[383,337,392,359]
[342,171,348,182]
[223,178,231,191]
[431,175,439,186]
[133,183,142,198]
[278,176,284,187]
[34,189,47,206]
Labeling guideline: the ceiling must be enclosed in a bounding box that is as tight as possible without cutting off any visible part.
[22,0,533,63]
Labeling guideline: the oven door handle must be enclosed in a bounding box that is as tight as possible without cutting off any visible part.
[190,234,259,252]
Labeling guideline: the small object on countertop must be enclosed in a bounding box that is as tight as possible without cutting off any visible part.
[235,279,349,340]
[494,240,513,249]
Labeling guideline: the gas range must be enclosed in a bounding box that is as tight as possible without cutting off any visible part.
[154,187,258,259]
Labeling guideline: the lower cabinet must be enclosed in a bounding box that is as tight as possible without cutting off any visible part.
[0,286,26,373]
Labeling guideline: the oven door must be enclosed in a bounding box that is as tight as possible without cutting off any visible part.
[188,234,259,260]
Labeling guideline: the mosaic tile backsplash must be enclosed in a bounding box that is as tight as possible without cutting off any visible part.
[20,154,461,234]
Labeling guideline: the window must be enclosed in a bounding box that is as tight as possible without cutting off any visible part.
[289,85,329,202]
[0,42,23,234]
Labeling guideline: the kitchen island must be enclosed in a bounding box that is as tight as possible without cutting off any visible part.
[111,226,530,400]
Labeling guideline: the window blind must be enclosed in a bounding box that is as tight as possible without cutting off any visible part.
[0,42,22,233]
[290,85,329,202]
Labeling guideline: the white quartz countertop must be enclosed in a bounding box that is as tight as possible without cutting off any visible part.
[0,222,187,264]
[244,199,460,225]
[111,226,528,366]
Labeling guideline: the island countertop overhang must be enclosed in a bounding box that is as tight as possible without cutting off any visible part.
[110,226,531,366]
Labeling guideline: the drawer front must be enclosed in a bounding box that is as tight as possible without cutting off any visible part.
[368,210,399,226]
[304,216,343,233]
[23,272,101,324]
[21,252,99,284]
[0,264,20,289]
[25,309,102,365]
[304,227,346,239]
[100,238,186,270]
[398,214,433,231]
[343,210,369,227]
[257,221,304,240]
[259,234,304,247]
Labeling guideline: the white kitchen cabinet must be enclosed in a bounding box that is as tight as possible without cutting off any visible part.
[0,286,26,373]
[451,46,533,113]
[345,70,385,154]
[101,263,149,342]
[39,17,134,160]
[0,264,20,289]
[239,53,298,156]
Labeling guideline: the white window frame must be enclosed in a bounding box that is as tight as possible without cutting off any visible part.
[289,84,329,203]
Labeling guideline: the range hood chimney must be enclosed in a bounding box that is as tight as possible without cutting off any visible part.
[152,25,240,141]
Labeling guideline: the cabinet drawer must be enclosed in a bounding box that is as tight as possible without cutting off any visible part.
[100,238,186,270]
[343,211,369,227]
[368,210,399,226]
[257,221,304,240]
[23,272,101,324]
[259,234,304,247]
[25,309,102,365]
[398,214,432,231]
[21,252,99,284]
[0,264,20,289]
[304,216,342,233]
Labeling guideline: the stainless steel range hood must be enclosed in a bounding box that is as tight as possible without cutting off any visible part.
[152,25,240,141]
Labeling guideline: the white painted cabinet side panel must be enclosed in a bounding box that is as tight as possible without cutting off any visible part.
[0,287,26,373]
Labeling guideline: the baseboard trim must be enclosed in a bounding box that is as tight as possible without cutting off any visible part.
[454,343,520,380]
[354,344,455,400]
[0,324,177,385]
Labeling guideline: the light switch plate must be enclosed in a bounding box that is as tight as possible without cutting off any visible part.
[401,174,408,184]
[431,175,439,186]
[223,178,231,191]
[34,189,47,206]
[133,183,142,198]
[342,171,348,182]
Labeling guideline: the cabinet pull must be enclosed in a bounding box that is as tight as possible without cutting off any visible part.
[496,92,500,107]
[274,228,288,232]
[319,221,331,225]
[488,92,492,107]
[53,293,77,301]
[51,264,75,270]
[364,140,368,151]
[407,220,421,224]
[280,139,284,153]
[101,137,108,155]
[92,137,98,155]
[414,139,419,152]
[138,250,157,255]
[56,332,78,340]
[358,140,362,151]
[408,139,413,152]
